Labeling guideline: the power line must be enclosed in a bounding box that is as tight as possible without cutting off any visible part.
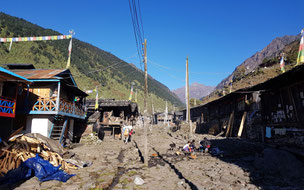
[60,53,137,79]
[137,0,145,38]
[148,58,230,76]
[149,61,185,82]
[128,0,145,71]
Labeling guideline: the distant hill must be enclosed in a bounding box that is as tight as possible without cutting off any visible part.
[216,35,299,90]
[172,82,214,103]
[0,12,183,111]
[202,34,301,104]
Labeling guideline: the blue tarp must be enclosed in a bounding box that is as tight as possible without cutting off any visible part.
[0,154,75,184]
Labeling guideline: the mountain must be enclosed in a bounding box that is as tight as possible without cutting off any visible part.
[201,34,301,105]
[216,35,299,90]
[172,82,215,103]
[0,12,183,111]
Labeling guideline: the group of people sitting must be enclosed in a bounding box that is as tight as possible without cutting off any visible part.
[183,137,211,153]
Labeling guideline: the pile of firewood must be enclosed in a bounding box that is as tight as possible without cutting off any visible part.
[0,135,77,176]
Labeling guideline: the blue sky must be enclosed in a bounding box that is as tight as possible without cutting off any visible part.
[1,0,303,90]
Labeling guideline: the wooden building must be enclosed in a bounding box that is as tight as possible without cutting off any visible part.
[8,64,87,143]
[86,99,138,137]
[188,64,304,148]
[153,112,174,125]
[0,67,31,140]
[190,88,261,138]
[251,64,304,147]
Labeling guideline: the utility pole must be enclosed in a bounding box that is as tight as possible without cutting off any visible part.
[143,39,148,166]
[186,56,192,136]
[165,101,168,127]
[151,94,155,124]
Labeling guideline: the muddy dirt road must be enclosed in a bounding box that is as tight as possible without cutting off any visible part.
[3,124,304,190]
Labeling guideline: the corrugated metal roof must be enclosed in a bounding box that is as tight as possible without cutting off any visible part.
[10,69,66,79]
[0,67,31,84]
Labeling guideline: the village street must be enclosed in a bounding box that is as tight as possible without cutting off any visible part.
[1,124,302,190]
[0,2,304,190]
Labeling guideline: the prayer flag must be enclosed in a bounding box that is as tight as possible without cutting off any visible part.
[135,89,137,102]
[229,77,233,93]
[297,29,304,65]
[129,85,134,101]
[66,38,72,69]
[8,40,13,51]
[0,34,72,42]
[280,55,285,73]
[95,88,98,110]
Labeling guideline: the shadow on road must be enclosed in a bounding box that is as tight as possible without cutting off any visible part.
[208,138,304,189]
[152,148,199,190]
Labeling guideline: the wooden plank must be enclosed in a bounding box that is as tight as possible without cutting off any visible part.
[288,88,299,122]
[8,158,15,170]
[216,131,224,137]
[1,167,8,174]
[225,111,235,137]
[2,152,9,170]
[0,155,6,168]
[22,136,40,144]
[16,158,21,168]
[7,126,23,141]
[0,151,5,157]
[22,140,30,152]
[229,113,235,137]
[51,154,58,166]
[237,111,247,137]
[1,143,13,151]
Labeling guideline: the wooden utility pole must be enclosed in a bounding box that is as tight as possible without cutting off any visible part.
[143,39,148,166]
[165,101,168,127]
[151,94,155,124]
[186,56,192,136]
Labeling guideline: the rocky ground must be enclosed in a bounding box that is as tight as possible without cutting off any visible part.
[2,124,304,190]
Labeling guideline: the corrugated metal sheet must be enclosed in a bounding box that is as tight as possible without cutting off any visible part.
[11,69,66,79]
[0,67,31,84]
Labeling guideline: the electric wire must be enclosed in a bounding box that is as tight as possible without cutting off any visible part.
[59,53,137,79]
[128,0,145,70]
[148,58,230,76]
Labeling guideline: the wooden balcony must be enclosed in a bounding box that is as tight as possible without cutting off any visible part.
[0,96,16,118]
[31,97,85,119]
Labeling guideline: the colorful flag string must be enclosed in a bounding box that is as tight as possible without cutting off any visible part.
[1,32,75,68]
[0,35,72,43]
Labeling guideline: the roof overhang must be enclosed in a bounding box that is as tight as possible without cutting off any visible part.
[63,84,88,97]
[0,67,31,84]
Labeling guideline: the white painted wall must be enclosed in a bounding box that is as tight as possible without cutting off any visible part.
[26,115,53,137]
[31,118,49,137]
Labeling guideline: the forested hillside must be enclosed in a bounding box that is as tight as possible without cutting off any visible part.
[0,12,183,112]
